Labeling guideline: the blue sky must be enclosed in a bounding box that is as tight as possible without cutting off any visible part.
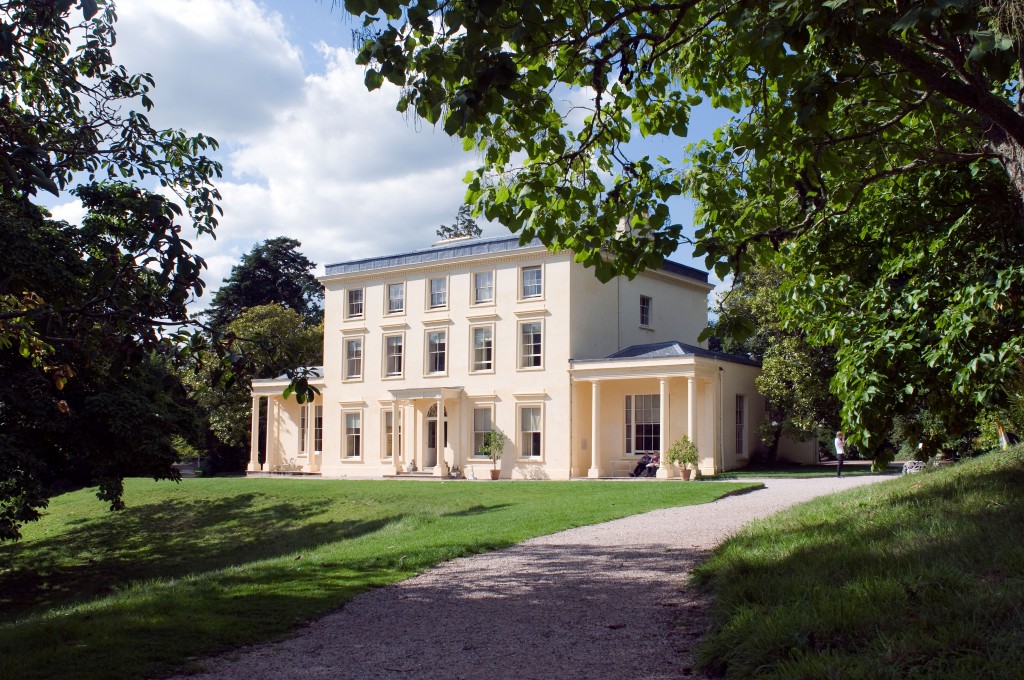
[49,0,731,304]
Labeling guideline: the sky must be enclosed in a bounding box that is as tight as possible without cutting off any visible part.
[48,0,732,306]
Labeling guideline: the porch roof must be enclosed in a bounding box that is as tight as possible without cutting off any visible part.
[574,341,759,367]
[388,386,465,401]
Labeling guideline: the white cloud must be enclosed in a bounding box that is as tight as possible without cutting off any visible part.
[47,199,87,226]
[109,1,481,302]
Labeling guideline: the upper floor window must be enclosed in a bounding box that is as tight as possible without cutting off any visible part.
[429,277,447,308]
[519,321,542,369]
[471,325,493,372]
[344,338,363,380]
[347,288,364,318]
[473,271,494,304]
[384,334,404,377]
[640,295,653,327]
[521,266,543,298]
[387,283,405,314]
[427,330,447,374]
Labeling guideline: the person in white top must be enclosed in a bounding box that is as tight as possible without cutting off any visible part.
[834,431,846,477]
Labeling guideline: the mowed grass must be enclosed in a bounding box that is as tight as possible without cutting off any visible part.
[713,460,893,478]
[693,447,1024,679]
[0,477,756,680]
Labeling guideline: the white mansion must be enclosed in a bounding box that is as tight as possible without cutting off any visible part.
[247,235,813,479]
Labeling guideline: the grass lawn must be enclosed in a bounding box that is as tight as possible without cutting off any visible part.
[0,477,756,680]
[713,460,895,478]
[693,447,1024,679]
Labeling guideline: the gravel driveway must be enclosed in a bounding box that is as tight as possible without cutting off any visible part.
[167,476,889,680]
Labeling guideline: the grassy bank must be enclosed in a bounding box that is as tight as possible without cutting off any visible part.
[693,447,1024,679]
[0,477,755,680]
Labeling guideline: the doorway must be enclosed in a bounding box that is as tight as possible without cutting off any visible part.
[426,403,448,468]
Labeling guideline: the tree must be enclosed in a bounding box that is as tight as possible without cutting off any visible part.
[0,187,209,540]
[436,204,482,239]
[711,263,839,459]
[205,237,324,331]
[185,304,323,473]
[0,1,222,539]
[340,0,1024,449]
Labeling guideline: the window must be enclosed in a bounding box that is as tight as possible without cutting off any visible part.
[384,334,404,377]
[427,330,447,374]
[299,404,308,454]
[343,411,362,458]
[519,321,542,368]
[625,394,661,454]
[736,395,746,457]
[473,407,493,456]
[383,410,400,459]
[473,271,494,304]
[347,288,364,318]
[640,295,652,327]
[521,265,542,298]
[344,338,363,380]
[387,283,404,314]
[429,277,447,308]
[314,405,323,453]
[520,406,542,458]
[471,325,493,372]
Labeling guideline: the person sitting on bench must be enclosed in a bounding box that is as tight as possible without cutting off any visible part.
[630,453,654,477]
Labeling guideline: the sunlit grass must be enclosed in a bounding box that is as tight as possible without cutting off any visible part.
[693,447,1024,679]
[0,477,755,680]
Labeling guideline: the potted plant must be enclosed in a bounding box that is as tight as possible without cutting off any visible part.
[665,434,700,480]
[478,428,506,480]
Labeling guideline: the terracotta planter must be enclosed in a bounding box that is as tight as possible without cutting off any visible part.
[681,468,693,481]
[490,469,501,480]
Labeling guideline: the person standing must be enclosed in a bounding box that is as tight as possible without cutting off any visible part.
[834,431,846,477]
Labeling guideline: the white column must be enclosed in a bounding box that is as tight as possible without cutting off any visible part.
[248,396,261,472]
[588,381,601,478]
[688,376,699,472]
[392,401,402,475]
[434,397,448,476]
[264,398,275,471]
[657,377,673,479]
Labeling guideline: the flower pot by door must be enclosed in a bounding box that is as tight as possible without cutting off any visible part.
[681,468,693,481]
[490,469,501,480]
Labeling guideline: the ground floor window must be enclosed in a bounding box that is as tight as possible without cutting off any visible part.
[299,404,308,453]
[625,394,660,454]
[382,409,401,459]
[314,405,323,453]
[736,394,746,457]
[473,406,493,456]
[343,411,362,458]
[520,406,542,458]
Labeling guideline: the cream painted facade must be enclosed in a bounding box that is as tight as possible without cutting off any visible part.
[248,236,812,479]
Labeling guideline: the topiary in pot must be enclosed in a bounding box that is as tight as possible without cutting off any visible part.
[665,435,700,480]
[478,428,506,479]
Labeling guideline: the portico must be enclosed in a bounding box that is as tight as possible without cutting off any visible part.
[569,342,762,477]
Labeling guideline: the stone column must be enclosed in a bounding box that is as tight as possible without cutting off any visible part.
[657,377,673,479]
[264,398,275,471]
[588,381,601,478]
[688,376,699,471]
[248,396,261,472]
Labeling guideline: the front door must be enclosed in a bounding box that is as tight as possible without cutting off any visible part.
[426,404,447,468]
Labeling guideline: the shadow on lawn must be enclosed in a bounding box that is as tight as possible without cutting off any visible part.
[0,493,399,621]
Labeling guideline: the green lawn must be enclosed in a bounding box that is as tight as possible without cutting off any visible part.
[713,460,894,478]
[0,477,756,680]
[693,447,1024,679]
